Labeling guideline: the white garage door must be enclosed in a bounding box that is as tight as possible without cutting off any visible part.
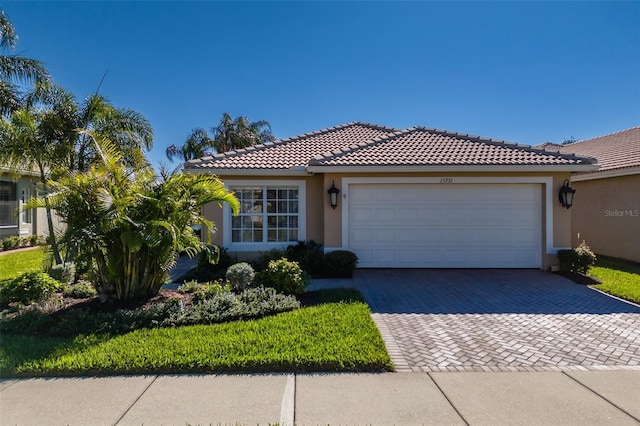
[348,183,542,268]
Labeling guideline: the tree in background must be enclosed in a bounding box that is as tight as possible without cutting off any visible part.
[0,9,49,116]
[166,112,275,163]
[0,105,69,264]
[29,131,239,301]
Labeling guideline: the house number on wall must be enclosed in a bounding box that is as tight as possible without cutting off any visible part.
[439,178,454,183]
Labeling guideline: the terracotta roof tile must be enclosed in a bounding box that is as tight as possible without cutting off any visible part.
[309,127,593,167]
[541,127,640,172]
[184,122,398,170]
[185,122,596,171]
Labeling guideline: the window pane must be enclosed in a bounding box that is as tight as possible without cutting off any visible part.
[254,230,263,242]
[232,230,241,242]
[289,201,298,213]
[289,229,298,241]
[232,216,241,228]
[268,229,277,242]
[242,230,253,242]
[278,229,287,241]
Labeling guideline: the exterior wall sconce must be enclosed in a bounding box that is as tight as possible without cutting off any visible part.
[327,181,340,209]
[559,179,576,209]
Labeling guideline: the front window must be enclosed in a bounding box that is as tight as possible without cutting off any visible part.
[225,181,305,250]
[0,181,17,226]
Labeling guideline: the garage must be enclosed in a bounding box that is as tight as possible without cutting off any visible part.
[348,183,542,268]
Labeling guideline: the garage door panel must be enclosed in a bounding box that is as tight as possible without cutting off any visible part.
[348,183,542,268]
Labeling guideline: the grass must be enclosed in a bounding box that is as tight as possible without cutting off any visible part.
[590,255,640,304]
[0,289,393,377]
[0,247,48,281]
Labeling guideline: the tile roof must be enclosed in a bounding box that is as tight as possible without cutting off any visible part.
[185,122,596,172]
[538,126,640,173]
[184,122,398,170]
[309,127,593,167]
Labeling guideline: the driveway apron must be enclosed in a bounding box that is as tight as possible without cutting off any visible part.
[310,269,640,372]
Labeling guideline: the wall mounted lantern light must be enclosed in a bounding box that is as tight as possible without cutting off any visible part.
[327,181,340,209]
[559,179,576,209]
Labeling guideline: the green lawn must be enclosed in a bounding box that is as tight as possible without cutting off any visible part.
[0,289,393,377]
[0,247,48,281]
[590,256,640,304]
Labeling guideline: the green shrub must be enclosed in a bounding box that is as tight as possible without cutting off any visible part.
[2,236,21,251]
[286,240,324,276]
[226,262,255,292]
[192,281,230,303]
[322,250,358,278]
[255,258,309,295]
[177,280,202,294]
[63,280,98,299]
[0,271,63,305]
[166,287,300,327]
[557,241,596,275]
[48,262,76,285]
[28,234,41,246]
[253,248,286,271]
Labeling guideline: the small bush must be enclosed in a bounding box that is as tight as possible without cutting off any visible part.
[226,262,255,292]
[255,258,309,295]
[0,271,63,305]
[48,262,76,285]
[28,234,41,246]
[177,280,202,294]
[253,248,286,271]
[286,240,324,276]
[63,280,98,299]
[322,250,358,278]
[2,236,21,251]
[557,241,596,275]
[192,281,230,303]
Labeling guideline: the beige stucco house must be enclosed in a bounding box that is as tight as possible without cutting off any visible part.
[185,122,597,270]
[539,127,639,263]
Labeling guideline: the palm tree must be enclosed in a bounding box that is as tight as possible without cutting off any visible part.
[0,107,69,264]
[29,131,240,301]
[0,9,49,116]
[212,112,275,153]
[166,113,275,163]
[166,128,214,163]
[74,94,153,171]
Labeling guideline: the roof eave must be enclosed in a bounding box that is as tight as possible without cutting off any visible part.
[184,166,312,176]
[570,165,640,181]
[306,164,600,173]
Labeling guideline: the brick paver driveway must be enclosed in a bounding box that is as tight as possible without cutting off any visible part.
[311,269,640,372]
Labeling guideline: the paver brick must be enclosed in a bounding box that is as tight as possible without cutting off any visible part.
[312,269,640,372]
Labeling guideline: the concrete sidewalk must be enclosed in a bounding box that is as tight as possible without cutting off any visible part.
[2,371,639,425]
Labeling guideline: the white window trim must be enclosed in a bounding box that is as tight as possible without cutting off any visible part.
[340,176,556,256]
[223,180,306,252]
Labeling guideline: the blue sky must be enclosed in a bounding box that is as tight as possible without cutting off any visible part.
[4,1,639,169]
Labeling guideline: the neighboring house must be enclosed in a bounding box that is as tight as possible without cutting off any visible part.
[0,168,58,240]
[185,122,597,269]
[539,127,639,263]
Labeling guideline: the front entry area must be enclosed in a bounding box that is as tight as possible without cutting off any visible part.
[347,182,542,268]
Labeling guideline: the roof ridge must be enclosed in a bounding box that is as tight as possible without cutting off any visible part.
[308,127,413,165]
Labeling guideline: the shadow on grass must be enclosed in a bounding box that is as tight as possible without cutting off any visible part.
[299,288,365,307]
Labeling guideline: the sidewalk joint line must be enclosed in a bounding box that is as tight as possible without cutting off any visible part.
[561,371,640,423]
[112,375,159,426]
[0,380,19,392]
[426,372,470,426]
[279,373,295,426]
